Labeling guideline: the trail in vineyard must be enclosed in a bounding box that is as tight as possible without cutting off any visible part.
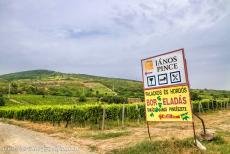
[9,99,23,104]
[0,122,93,154]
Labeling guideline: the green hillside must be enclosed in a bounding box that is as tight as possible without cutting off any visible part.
[0,70,229,103]
[0,70,143,98]
[0,70,60,80]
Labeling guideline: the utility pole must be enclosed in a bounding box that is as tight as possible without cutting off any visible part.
[8,82,11,99]
[112,80,114,92]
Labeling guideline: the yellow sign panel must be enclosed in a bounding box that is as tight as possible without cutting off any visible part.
[145,85,192,122]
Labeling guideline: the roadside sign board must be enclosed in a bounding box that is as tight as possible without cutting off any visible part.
[142,49,187,89]
[141,49,192,122]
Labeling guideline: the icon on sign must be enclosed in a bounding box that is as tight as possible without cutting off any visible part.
[158,74,168,85]
[147,76,156,87]
[145,60,153,71]
[170,71,181,83]
[144,60,153,75]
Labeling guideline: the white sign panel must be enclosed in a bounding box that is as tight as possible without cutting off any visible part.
[141,49,188,89]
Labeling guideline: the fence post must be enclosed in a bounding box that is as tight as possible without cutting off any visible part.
[199,102,204,113]
[136,104,140,125]
[202,103,204,112]
[212,100,214,111]
[117,118,120,127]
[102,105,105,130]
[122,103,125,128]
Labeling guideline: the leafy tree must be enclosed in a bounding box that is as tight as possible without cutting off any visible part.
[210,93,218,100]
[28,85,36,94]
[85,88,93,97]
[79,95,86,102]
[191,92,201,101]
[11,82,19,94]
[101,95,127,104]
[96,90,99,97]
[0,94,5,106]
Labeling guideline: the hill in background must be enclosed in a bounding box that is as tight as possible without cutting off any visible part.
[0,70,143,99]
[0,70,229,101]
[0,70,59,80]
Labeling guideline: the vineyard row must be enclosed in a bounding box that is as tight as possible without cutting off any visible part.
[0,100,229,128]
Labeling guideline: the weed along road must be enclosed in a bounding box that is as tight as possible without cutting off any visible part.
[0,122,93,154]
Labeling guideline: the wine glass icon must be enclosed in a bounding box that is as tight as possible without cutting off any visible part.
[149,77,153,85]
[147,76,155,86]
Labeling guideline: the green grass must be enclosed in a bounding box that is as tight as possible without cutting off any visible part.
[109,130,230,154]
[202,131,230,154]
[83,131,131,140]
[83,82,117,96]
[109,138,200,154]
[5,94,85,106]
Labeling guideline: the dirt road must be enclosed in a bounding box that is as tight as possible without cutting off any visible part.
[0,122,93,154]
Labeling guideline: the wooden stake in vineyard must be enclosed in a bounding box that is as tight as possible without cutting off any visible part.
[122,102,125,129]
[102,105,106,130]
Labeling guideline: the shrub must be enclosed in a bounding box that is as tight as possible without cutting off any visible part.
[79,95,86,102]
[191,92,201,101]
[0,95,5,106]
[101,95,127,104]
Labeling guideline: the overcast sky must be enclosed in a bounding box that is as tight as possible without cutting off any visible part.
[0,0,230,90]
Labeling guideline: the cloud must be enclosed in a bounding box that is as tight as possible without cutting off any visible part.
[0,0,230,90]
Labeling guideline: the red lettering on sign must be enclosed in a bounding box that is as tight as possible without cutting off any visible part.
[147,99,157,106]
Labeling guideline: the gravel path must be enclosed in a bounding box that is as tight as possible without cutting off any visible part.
[0,122,93,154]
